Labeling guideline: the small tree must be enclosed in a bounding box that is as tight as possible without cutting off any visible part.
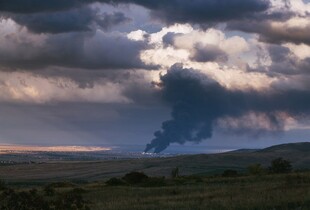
[44,185,55,196]
[269,158,292,174]
[106,177,126,186]
[53,189,90,210]
[0,180,7,191]
[122,172,148,185]
[247,163,265,176]
[222,169,238,177]
[171,167,180,178]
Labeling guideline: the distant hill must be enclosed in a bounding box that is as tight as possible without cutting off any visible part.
[259,142,310,153]
[0,142,309,182]
[228,149,259,153]
[143,142,310,176]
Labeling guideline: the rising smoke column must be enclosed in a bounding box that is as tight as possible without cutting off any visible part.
[145,64,310,153]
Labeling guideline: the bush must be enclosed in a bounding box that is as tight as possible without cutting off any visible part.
[285,174,310,186]
[247,163,265,176]
[0,187,90,210]
[0,180,7,191]
[269,158,292,174]
[47,181,76,188]
[142,177,166,187]
[44,185,55,196]
[171,167,180,178]
[222,170,238,177]
[106,177,126,186]
[184,175,204,183]
[53,189,90,210]
[0,188,50,210]
[122,172,148,185]
[71,187,87,194]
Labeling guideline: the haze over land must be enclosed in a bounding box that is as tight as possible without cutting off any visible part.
[0,0,309,152]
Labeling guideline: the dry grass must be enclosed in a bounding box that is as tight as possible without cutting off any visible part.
[1,170,310,209]
[83,173,310,210]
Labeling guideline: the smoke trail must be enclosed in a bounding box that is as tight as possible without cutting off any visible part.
[145,64,310,153]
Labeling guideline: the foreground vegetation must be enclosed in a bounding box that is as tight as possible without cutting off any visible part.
[1,158,310,210]
[89,173,310,210]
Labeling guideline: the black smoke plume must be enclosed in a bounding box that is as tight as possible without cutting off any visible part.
[145,64,310,153]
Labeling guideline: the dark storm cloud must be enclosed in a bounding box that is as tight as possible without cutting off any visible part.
[6,8,131,34]
[227,20,310,45]
[0,0,84,13]
[145,64,310,153]
[97,11,131,30]
[0,32,152,70]
[107,0,270,25]
[0,0,270,24]
[191,44,228,63]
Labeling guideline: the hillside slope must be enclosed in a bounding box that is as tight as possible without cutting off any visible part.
[0,142,309,182]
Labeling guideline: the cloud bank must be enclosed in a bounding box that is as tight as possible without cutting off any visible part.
[0,0,309,151]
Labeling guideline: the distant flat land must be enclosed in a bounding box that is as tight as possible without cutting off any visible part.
[0,142,310,182]
[0,145,111,154]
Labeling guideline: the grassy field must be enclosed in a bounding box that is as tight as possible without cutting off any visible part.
[1,172,310,210]
[85,174,310,210]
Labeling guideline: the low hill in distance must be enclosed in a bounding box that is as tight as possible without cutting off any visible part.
[0,142,309,182]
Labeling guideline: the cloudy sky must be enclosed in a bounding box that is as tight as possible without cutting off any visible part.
[0,0,310,152]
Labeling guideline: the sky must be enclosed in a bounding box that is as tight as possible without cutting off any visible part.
[0,0,310,153]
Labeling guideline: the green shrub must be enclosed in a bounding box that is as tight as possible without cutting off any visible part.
[285,174,310,185]
[171,167,180,178]
[44,185,55,196]
[0,179,7,191]
[106,177,126,186]
[0,186,89,210]
[71,187,87,194]
[142,177,167,187]
[222,169,238,177]
[269,158,292,174]
[53,189,90,210]
[122,172,148,185]
[172,177,187,185]
[247,163,265,176]
[0,188,50,210]
[47,181,76,188]
[183,175,204,183]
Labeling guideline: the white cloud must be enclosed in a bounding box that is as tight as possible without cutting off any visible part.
[269,0,310,15]
[127,30,147,41]
[134,24,273,90]
[0,72,130,104]
[173,29,249,56]
[284,43,310,59]
[139,24,251,69]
